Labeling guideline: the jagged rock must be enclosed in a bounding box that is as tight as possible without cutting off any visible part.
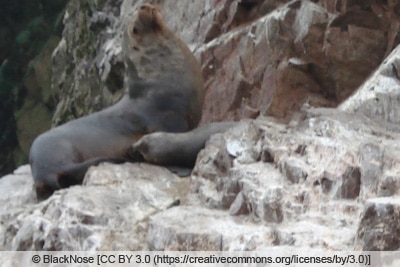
[320,166,361,199]
[0,163,188,251]
[48,0,400,127]
[198,0,399,123]
[51,0,124,125]
[340,45,400,125]
[279,157,308,184]
[355,198,400,251]
[188,105,400,249]
[3,106,400,250]
[146,206,275,251]
[0,165,35,212]
[0,165,36,249]
[377,173,400,197]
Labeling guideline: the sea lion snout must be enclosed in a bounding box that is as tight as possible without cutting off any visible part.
[129,3,165,37]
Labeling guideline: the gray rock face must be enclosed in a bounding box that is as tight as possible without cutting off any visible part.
[1,164,187,250]
[340,45,400,125]
[0,165,36,211]
[147,206,274,251]
[4,101,400,250]
[355,198,400,251]
[3,0,400,252]
[185,109,400,250]
[47,0,400,126]
[51,0,125,125]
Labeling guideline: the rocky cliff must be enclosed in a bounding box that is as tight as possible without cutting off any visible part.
[0,0,66,176]
[2,0,400,251]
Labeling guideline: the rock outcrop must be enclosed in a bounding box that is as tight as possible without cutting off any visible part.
[3,100,400,250]
[2,0,400,252]
[1,164,186,250]
[49,0,400,126]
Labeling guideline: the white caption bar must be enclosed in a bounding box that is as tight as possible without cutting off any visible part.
[0,250,399,267]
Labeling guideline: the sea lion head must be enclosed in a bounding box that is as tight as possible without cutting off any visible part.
[127,3,167,44]
[123,3,169,57]
[122,3,188,83]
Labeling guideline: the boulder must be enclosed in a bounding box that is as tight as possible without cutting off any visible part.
[355,198,400,251]
[0,163,187,250]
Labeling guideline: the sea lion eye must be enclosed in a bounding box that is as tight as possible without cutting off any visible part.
[140,5,147,10]
[133,27,138,34]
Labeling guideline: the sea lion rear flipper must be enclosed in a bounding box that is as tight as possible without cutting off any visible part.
[58,157,127,188]
[165,166,193,177]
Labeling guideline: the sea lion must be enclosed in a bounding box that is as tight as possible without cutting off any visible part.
[130,122,236,171]
[30,3,204,200]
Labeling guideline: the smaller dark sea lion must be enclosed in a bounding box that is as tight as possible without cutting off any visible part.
[130,122,236,169]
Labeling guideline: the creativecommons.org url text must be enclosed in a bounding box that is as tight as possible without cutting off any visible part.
[32,253,372,266]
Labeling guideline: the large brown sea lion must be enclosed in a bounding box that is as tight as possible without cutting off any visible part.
[29,3,204,200]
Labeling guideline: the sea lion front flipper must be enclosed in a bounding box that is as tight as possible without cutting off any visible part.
[58,157,127,188]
